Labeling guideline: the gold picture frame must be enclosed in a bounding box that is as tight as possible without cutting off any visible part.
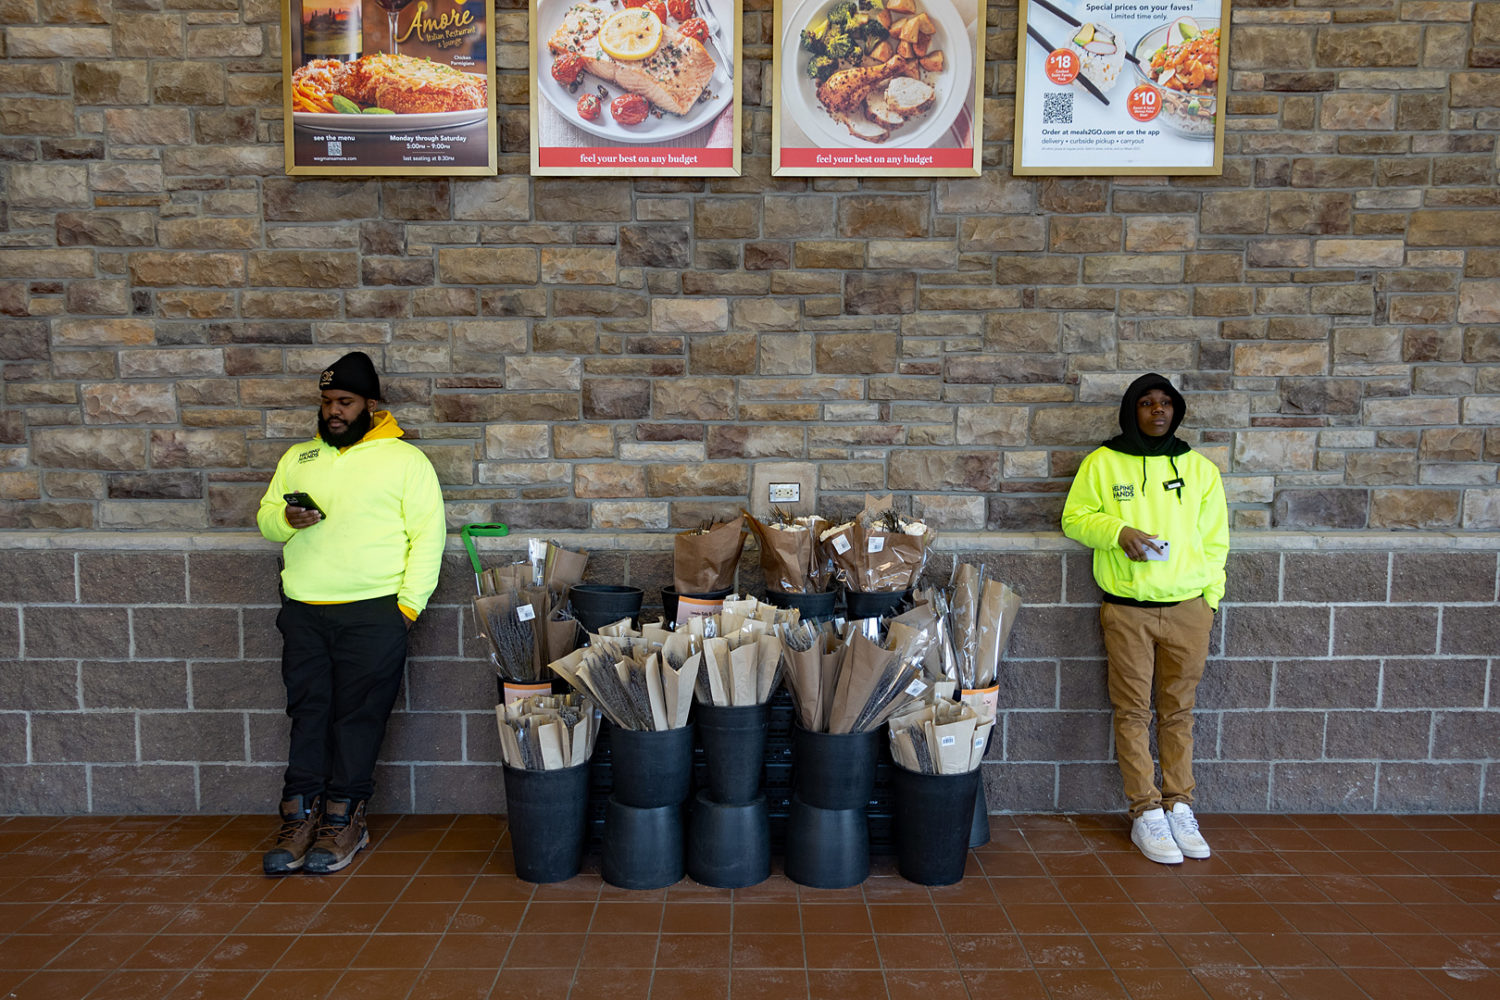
[529,0,743,177]
[771,0,985,178]
[1013,0,1229,176]
[282,0,498,176]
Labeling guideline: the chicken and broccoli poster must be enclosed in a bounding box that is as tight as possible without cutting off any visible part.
[282,0,498,175]
[772,0,985,177]
[530,0,743,176]
[1013,0,1229,175]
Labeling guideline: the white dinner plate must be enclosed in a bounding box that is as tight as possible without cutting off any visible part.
[780,0,972,148]
[535,0,734,144]
[293,106,488,133]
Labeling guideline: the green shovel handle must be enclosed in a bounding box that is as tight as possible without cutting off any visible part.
[460,522,510,576]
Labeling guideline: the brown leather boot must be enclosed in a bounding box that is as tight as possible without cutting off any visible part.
[302,798,369,874]
[262,793,322,876]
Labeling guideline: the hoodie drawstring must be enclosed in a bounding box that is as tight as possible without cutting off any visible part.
[1145,455,1185,504]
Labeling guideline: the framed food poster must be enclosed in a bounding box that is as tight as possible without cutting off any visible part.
[1013,0,1229,175]
[530,0,742,176]
[771,0,985,177]
[282,0,498,175]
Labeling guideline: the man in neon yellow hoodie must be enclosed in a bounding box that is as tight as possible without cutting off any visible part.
[1062,373,1228,866]
[256,352,445,876]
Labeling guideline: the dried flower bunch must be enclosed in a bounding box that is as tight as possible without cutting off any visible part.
[818,494,935,593]
[496,691,600,771]
[744,508,834,594]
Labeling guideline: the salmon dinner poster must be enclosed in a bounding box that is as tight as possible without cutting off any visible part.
[530,0,743,176]
[772,0,985,177]
[282,0,498,176]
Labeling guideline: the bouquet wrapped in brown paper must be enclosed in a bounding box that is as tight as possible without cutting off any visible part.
[886,697,993,775]
[548,629,698,732]
[818,495,935,593]
[743,509,832,594]
[780,615,941,733]
[673,515,746,593]
[495,691,600,771]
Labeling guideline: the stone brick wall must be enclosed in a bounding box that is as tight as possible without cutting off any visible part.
[0,3,1498,533]
[1,536,1494,815]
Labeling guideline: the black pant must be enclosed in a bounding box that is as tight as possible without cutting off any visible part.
[277,596,408,802]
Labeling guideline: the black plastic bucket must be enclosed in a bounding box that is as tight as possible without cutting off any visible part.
[790,725,881,810]
[686,790,770,889]
[496,675,568,705]
[762,589,838,623]
[608,724,694,809]
[568,584,643,634]
[891,764,982,886]
[695,702,768,804]
[969,779,991,849]
[660,585,733,625]
[602,798,684,890]
[844,589,911,621]
[783,795,869,889]
[502,761,589,883]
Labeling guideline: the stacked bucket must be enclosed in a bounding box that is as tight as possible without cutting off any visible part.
[600,725,694,890]
[687,703,772,888]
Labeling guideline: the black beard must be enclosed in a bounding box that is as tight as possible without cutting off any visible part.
[319,408,372,449]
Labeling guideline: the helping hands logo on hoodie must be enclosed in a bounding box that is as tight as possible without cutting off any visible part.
[1112,484,1135,501]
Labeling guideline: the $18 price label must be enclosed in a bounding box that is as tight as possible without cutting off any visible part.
[1044,48,1079,85]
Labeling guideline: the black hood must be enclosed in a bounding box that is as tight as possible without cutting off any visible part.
[1103,373,1190,457]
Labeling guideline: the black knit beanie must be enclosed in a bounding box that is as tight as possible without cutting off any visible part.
[319,351,380,400]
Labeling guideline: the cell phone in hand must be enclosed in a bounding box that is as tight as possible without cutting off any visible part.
[283,492,326,519]
[1144,539,1169,561]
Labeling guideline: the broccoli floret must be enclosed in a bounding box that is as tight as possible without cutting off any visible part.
[823,29,854,60]
[799,17,830,53]
[847,18,883,44]
[827,0,858,28]
[806,55,836,81]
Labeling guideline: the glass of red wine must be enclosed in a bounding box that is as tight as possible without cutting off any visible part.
[374,0,415,55]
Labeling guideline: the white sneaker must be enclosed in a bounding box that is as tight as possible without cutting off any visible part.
[1167,802,1211,859]
[1131,807,1184,864]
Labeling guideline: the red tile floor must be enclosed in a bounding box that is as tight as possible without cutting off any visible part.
[1,812,1497,1000]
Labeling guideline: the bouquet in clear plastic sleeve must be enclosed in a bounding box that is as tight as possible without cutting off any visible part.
[818,495,934,593]
[744,508,833,594]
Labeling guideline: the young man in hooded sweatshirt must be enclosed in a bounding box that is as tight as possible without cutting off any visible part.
[255,352,445,875]
[1061,373,1228,865]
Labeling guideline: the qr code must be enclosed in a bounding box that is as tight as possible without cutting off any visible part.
[327,141,342,156]
[1042,92,1073,125]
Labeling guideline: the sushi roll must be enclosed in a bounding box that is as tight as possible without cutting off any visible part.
[1068,21,1125,93]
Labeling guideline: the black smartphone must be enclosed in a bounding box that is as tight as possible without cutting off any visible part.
[283,492,326,519]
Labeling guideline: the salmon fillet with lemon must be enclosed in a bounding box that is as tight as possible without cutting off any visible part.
[547,4,716,116]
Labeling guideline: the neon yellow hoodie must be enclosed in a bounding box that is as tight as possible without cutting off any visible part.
[257,411,446,616]
[1061,445,1229,610]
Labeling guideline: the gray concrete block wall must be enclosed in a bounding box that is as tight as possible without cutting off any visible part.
[0,533,1495,816]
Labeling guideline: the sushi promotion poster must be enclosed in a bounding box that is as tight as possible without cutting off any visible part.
[529,0,743,177]
[282,0,498,176]
[1013,0,1229,175]
[771,0,986,177]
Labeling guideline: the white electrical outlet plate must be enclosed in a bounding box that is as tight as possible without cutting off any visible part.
[769,483,800,504]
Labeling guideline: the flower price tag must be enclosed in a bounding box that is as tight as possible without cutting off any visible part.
[867,536,885,553]
[904,677,928,698]
[831,533,852,555]
[515,604,536,622]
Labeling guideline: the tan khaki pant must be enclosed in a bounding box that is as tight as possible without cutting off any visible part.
[1100,597,1214,818]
